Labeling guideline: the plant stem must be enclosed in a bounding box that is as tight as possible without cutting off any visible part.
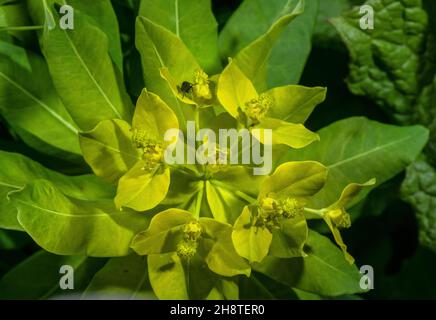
[303,207,325,220]
[194,183,204,219]
[210,179,257,204]
[0,26,43,32]
[167,163,200,178]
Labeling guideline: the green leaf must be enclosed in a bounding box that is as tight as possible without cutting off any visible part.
[265,85,327,123]
[160,170,202,206]
[255,230,364,296]
[131,209,192,255]
[114,161,171,211]
[232,206,273,263]
[206,181,245,223]
[200,218,251,277]
[402,157,436,253]
[147,252,188,299]
[0,151,114,231]
[132,89,179,139]
[138,0,221,73]
[206,279,239,300]
[0,42,80,156]
[0,229,31,250]
[277,117,429,208]
[259,161,327,200]
[312,0,353,49]
[0,0,34,44]
[0,250,106,299]
[39,3,132,131]
[80,119,139,183]
[327,179,376,211]
[219,0,317,88]
[217,58,258,119]
[234,0,304,91]
[226,0,304,91]
[135,16,199,129]
[28,0,123,73]
[82,254,156,300]
[269,215,308,258]
[148,252,237,300]
[10,180,148,257]
[253,118,320,148]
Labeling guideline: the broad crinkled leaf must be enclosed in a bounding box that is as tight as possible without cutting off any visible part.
[332,0,429,124]
[10,180,147,257]
[80,119,140,183]
[138,0,221,73]
[0,151,114,231]
[402,157,436,253]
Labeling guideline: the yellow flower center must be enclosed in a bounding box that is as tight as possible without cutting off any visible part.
[280,198,304,219]
[207,146,230,174]
[132,129,164,170]
[183,221,202,241]
[176,241,198,259]
[193,69,212,100]
[244,93,273,123]
[328,209,351,229]
[257,197,303,229]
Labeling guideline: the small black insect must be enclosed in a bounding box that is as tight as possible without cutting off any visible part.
[178,81,195,98]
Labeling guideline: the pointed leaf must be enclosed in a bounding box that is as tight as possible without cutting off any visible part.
[10,180,148,257]
[217,59,258,119]
[266,85,326,123]
[255,230,365,296]
[269,215,308,258]
[41,4,132,130]
[82,254,155,300]
[259,161,327,201]
[135,16,199,128]
[0,151,114,231]
[131,209,192,255]
[114,161,170,212]
[80,119,140,183]
[232,0,305,91]
[133,89,179,138]
[0,251,105,300]
[0,42,80,156]
[139,0,221,73]
[278,117,429,208]
[232,206,272,263]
